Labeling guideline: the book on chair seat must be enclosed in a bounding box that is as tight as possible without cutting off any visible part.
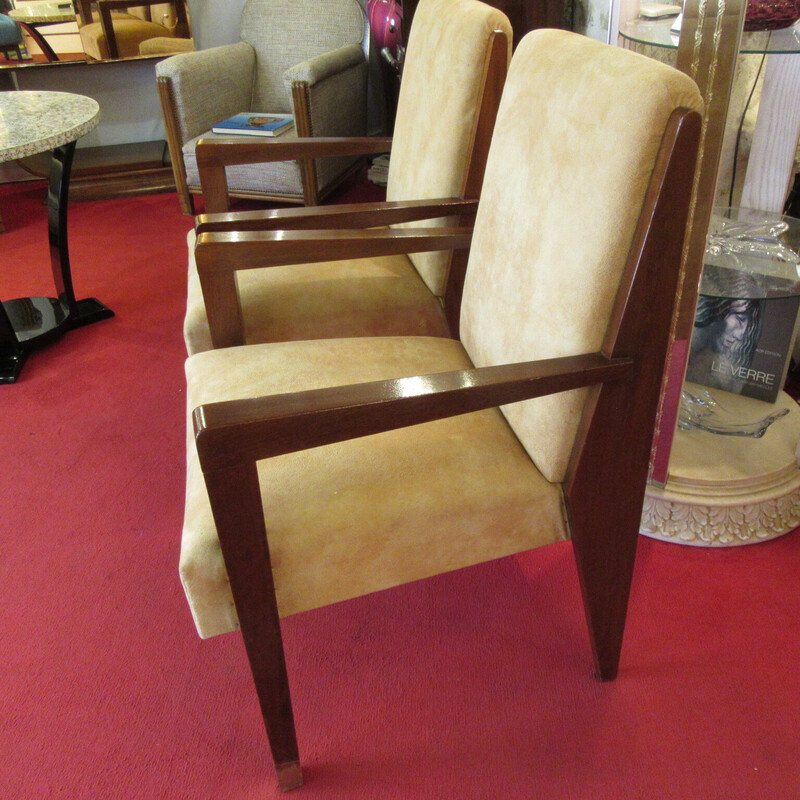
[211,113,295,137]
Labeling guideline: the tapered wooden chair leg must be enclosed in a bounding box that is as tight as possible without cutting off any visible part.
[201,462,302,790]
[569,496,640,681]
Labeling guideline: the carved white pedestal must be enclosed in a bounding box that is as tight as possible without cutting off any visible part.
[641,391,800,546]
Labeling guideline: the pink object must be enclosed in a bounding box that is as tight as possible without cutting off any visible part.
[367,0,403,55]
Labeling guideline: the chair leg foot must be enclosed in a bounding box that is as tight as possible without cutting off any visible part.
[276,760,303,792]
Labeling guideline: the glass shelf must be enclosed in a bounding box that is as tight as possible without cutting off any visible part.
[620,17,800,53]
[703,207,800,297]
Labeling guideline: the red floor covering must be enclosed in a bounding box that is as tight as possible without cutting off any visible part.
[2,180,800,799]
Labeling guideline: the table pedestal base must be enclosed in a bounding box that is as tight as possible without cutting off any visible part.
[1,133,113,384]
[0,295,113,383]
[641,391,800,546]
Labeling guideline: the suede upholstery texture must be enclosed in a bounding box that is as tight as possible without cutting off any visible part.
[387,0,512,297]
[460,30,704,483]
[183,0,511,355]
[183,337,567,639]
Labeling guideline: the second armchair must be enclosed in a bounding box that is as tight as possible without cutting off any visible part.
[156,0,369,214]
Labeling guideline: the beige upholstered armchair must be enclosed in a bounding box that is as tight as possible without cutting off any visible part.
[183,0,511,355]
[156,0,369,215]
[181,30,703,791]
[75,0,190,60]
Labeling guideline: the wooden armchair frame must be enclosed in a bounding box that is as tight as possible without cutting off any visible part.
[191,107,701,791]
[76,0,189,60]
[194,197,478,348]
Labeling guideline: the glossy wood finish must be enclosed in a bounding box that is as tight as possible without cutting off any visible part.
[564,108,702,679]
[156,75,193,213]
[201,460,301,791]
[191,105,702,788]
[195,223,473,349]
[290,80,320,207]
[195,353,632,468]
[194,198,479,234]
[0,139,114,383]
[196,136,394,214]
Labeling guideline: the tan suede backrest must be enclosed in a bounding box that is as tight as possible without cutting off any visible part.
[460,30,703,484]
[387,0,512,298]
[240,0,366,114]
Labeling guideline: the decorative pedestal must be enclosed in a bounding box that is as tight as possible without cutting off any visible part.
[641,391,800,546]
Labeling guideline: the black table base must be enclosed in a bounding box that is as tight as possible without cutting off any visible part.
[1,140,113,384]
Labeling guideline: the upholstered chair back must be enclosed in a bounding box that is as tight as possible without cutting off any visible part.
[386,0,512,298]
[240,0,366,114]
[460,30,703,484]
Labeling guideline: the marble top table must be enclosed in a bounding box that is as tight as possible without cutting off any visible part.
[7,2,76,25]
[6,2,76,62]
[0,90,113,383]
[0,90,98,161]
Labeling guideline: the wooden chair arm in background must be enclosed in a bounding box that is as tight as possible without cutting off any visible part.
[197,136,394,213]
[194,353,634,471]
[196,226,474,349]
[195,198,479,234]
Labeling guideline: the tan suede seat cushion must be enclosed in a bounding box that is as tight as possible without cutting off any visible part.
[80,17,175,60]
[184,230,450,354]
[183,336,568,639]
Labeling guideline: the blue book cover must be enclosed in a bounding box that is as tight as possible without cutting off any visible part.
[211,112,294,137]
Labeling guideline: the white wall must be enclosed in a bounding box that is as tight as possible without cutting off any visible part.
[12,59,166,147]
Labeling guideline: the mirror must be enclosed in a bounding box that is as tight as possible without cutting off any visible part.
[2,0,191,66]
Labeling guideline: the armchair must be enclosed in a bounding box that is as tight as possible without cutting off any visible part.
[156,0,369,215]
[75,0,189,60]
[184,0,512,354]
[181,30,703,791]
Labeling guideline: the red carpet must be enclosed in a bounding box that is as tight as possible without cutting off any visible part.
[2,180,800,799]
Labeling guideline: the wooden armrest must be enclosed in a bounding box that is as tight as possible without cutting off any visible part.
[196,136,393,171]
[194,353,633,471]
[197,136,393,212]
[195,226,473,275]
[195,199,479,233]
[196,225,475,349]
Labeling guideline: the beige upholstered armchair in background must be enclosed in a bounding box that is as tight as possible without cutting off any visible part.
[183,0,511,355]
[155,0,369,215]
[181,29,703,791]
[75,0,190,60]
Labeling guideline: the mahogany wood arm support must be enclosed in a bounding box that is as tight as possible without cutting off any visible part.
[197,136,393,213]
[196,226,474,349]
[194,353,634,471]
[196,226,473,273]
[195,198,479,234]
